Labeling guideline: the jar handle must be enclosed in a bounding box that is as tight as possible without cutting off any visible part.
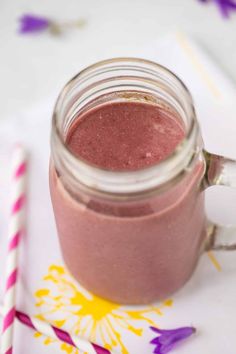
[204,150,236,251]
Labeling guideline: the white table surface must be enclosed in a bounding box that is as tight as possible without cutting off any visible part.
[1,0,236,119]
[1,2,236,354]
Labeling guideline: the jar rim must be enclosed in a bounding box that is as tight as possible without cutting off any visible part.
[52,57,200,195]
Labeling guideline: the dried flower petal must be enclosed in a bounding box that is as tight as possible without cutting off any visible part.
[216,0,236,17]
[150,326,196,354]
[18,14,86,35]
[19,14,50,33]
[198,0,236,17]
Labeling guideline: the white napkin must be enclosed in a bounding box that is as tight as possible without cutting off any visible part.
[0,33,236,354]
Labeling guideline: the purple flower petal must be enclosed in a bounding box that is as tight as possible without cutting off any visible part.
[150,326,163,334]
[227,0,236,8]
[150,326,196,354]
[198,0,236,17]
[19,14,50,34]
[217,0,236,7]
[216,0,236,17]
[158,342,177,354]
[214,0,231,17]
[150,326,195,336]
[153,343,176,354]
[150,337,161,344]
[153,346,162,354]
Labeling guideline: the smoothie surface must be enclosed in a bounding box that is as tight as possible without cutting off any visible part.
[66,101,185,171]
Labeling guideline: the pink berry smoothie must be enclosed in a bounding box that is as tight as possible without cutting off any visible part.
[50,101,206,304]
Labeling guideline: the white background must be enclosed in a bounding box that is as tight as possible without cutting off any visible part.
[1,0,236,118]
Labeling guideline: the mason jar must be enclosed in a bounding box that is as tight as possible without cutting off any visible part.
[50,58,236,304]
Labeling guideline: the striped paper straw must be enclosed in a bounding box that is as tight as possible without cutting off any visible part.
[1,145,27,354]
[15,310,111,354]
[0,304,111,353]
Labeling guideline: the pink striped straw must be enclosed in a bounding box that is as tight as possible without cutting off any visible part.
[1,145,27,354]
[15,310,111,354]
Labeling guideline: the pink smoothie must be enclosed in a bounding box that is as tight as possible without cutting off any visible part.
[67,102,185,170]
[50,101,206,304]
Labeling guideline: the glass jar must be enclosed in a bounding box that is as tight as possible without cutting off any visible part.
[50,58,236,304]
